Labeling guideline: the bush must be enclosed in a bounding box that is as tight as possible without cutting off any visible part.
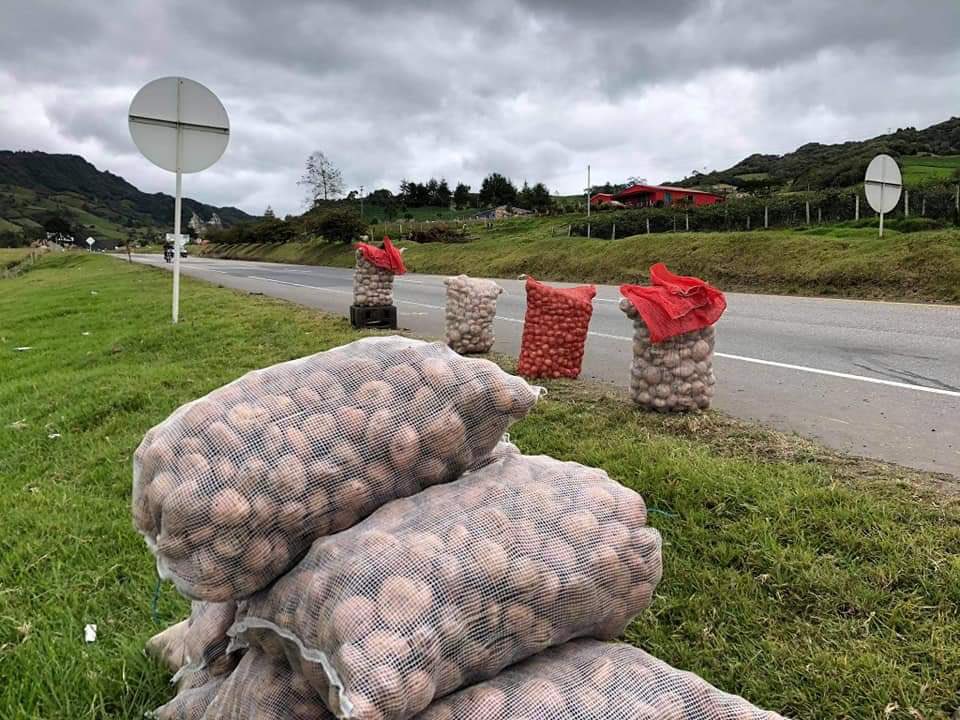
[408,224,470,244]
[313,209,367,244]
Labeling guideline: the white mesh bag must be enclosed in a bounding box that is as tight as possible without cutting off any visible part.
[153,670,226,720]
[169,601,240,683]
[203,648,336,720]
[419,639,786,720]
[229,450,662,720]
[132,336,539,601]
[353,255,394,306]
[146,618,190,673]
[444,275,503,354]
[619,299,716,411]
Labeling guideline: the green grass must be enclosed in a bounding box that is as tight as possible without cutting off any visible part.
[204,216,960,302]
[900,155,960,185]
[1,255,958,719]
[0,247,37,271]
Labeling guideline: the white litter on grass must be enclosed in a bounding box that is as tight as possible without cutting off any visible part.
[82,332,91,336]
[14,347,32,351]
[8,419,27,429]
[84,624,97,643]
[48,433,61,439]
[90,291,98,295]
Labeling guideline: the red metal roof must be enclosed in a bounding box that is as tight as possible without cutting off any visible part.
[615,184,721,199]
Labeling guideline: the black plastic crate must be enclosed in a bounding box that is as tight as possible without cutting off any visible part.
[350,304,398,329]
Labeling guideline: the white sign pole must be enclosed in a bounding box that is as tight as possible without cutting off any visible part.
[878,182,884,238]
[172,79,183,324]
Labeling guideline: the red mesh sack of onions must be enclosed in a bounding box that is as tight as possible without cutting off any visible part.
[230,449,662,720]
[132,336,539,601]
[516,277,596,379]
[420,639,786,720]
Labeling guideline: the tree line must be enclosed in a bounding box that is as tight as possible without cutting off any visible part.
[298,150,556,215]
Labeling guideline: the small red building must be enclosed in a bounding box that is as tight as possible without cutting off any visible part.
[592,184,723,208]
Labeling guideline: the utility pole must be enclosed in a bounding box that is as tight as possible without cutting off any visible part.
[586,164,591,239]
[359,185,364,219]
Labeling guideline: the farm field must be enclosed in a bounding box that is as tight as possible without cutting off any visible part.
[0,254,957,719]
[900,155,960,184]
[203,217,960,303]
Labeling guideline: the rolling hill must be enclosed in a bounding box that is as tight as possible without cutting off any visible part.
[673,116,960,191]
[0,150,255,245]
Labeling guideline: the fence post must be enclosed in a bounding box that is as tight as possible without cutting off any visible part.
[956,185,960,214]
[672,217,677,232]
[904,189,909,217]
[587,223,591,239]
[922,197,926,216]
[805,201,810,225]
[764,205,769,228]
[855,193,860,221]
[746,215,751,230]
[567,224,571,237]
[646,218,650,234]
[685,213,689,231]
[612,223,616,241]
[817,207,821,224]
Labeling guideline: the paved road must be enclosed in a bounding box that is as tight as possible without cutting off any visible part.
[129,254,960,477]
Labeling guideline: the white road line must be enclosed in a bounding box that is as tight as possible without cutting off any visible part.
[714,352,960,398]
[239,274,960,399]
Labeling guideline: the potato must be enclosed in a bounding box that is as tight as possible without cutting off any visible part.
[210,488,250,527]
[377,576,433,629]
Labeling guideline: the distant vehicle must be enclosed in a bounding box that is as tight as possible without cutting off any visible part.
[163,242,187,262]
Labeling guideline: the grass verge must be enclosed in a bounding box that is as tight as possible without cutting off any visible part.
[1,254,958,719]
[202,217,960,303]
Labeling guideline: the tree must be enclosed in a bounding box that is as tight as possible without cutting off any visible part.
[453,182,471,209]
[479,173,517,207]
[298,151,344,206]
[263,205,275,218]
[311,209,366,243]
[436,179,452,208]
[527,182,553,213]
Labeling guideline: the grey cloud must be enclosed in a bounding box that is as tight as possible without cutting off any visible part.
[0,0,957,217]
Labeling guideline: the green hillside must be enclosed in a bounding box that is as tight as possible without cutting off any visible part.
[0,151,256,246]
[673,117,960,191]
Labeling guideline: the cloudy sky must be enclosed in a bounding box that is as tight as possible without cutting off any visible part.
[2,0,958,216]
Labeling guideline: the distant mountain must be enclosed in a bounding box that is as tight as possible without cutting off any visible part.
[672,116,960,191]
[0,150,255,243]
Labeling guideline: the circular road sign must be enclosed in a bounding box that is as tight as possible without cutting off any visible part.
[128,77,230,174]
[864,154,902,214]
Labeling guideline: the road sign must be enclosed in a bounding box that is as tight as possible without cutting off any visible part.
[128,77,230,323]
[864,154,902,237]
[85,237,95,247]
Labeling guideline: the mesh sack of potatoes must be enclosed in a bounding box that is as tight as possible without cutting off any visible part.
[146,618,190,673]
[620,298,716,411]
[168,601,240,684]
[443,275,503,354]
[354,255,395,306]
[419,639,785,720]
[132,336,539,601]
[353,238,406,307]
[203,647,336,720]
[153,670,226,720]
[517,277,596,379]
[230,450,662,720]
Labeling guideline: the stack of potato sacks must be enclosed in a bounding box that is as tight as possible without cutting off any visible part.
[443,274,502,354]
[136,336,780,719]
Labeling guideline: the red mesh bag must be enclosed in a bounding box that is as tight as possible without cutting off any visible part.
[517,277,596,379]
[619,263,725,343]
[354,237,406,275]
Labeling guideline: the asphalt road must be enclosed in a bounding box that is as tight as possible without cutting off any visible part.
[128,254,960,477]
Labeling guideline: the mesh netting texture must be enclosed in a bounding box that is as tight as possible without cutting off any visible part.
[517,277,596,379]
[444,275,503,354]
[203,648,335,720]
[230,449,662,720]
[146,618,190,673]
[353,255,395,306]
[176,601,240,679]
[132,337,539,601]
[153,670,226,720]
[420,639,785,720]
[620,298,716,411]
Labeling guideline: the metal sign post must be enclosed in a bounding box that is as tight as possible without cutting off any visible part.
[128,76,230,323]
[864,154,902,238]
